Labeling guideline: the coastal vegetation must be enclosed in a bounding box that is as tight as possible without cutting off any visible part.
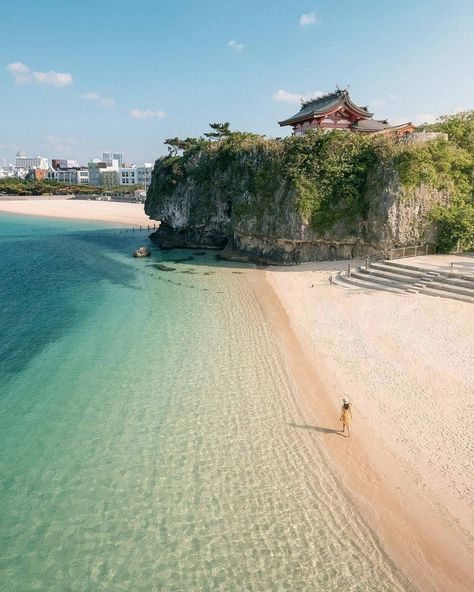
[146,112,474,261]
[160,125,379,232]
[413,111,474,251]
[0,178,138,196]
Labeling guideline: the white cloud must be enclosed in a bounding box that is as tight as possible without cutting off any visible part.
[82,91,100,101]
[369,98,387,108]
[6,62,72,87]
[414,113,437,125]
[300,11,317,27]
[273,89,324,104]
[6,62,31,85]
[390,116,411,126]
[227,40,244,53]
[33,70,73,87]
[130,109,166,120]
[369,94,399,109]
[451,105,467,114]
[81,91,115,108]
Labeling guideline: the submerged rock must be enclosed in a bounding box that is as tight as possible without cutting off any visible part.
[133,246,151,258]
[153,263,176,272]
[171,256,195,263]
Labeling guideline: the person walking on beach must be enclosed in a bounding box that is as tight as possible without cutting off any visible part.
[340,398,352,437]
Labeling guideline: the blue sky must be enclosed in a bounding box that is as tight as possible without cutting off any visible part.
[2,0,474,165]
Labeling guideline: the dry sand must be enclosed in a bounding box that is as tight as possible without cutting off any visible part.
[257,259,474,592]
[0,198,154,227]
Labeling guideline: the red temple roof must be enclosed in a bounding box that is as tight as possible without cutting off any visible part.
[278,89,373,127]
[278,88,415,136]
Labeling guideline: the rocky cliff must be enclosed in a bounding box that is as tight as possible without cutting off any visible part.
[145,131,454,264]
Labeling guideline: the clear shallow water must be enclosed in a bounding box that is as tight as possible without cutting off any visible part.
[0,214,416,591]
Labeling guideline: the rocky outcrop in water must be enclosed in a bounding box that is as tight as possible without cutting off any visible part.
[133,246,151,257]
[145,133,453,264]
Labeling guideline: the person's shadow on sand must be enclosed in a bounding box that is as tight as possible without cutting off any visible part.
[288,422,345,437]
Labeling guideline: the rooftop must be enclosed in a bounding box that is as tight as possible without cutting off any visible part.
[278,88,373,127]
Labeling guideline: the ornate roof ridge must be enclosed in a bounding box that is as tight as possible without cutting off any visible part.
[300,88,346,107]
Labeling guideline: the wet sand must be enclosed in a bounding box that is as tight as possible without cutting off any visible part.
[0,198,153,227]
[249,262,474,592]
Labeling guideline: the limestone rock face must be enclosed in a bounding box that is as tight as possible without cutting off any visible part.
[145,152,451,265]
[365,166,451,249]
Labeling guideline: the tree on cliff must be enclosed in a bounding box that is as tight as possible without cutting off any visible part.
[204,122,232,140]
[164,137,200,156]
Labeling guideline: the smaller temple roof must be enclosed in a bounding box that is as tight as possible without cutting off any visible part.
[351,120,415,134]
[350,119,390,132]
[278,88,373,127]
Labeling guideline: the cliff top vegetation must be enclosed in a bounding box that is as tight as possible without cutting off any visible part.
[151,112,474,252]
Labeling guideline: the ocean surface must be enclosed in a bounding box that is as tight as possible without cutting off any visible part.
[0,214,416,591]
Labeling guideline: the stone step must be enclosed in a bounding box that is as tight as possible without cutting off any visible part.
[369,261,424,279]
[414,284,474,304]
[357,267,420,285]
[336,266,474,304]
[421,274,474,291]
[419,279,474,298]
[383,259,474,282]
[334,273,407,294]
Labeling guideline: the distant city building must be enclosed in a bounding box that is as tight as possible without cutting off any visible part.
[0,164,15,179]
[51,159,79,170]
[3,148,152,188]
[32,169,47,181]
[103,152,122,167]
[99,169,120,187]
[15,151,49,170]
[47,167,86,184]
[279,88,416,137]
[77,169,90,184]
[137,163,153,189]
[87,161,108,186]
[120,165,137,185]
[118,163,153,188]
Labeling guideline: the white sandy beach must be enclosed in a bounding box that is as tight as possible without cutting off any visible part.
[0,198,154,227]
[259,259,474,592]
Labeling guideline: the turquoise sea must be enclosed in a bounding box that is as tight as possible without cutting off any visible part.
[0,214,416,591]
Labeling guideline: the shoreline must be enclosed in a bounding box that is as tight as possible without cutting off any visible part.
[0,199,154,227]
[2,201,472,587]
[248,266,474,592]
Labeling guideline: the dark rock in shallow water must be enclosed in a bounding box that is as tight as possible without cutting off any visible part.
[171,256,195,263]
[133,246,151,258]
[153,264,176,272]
[193,252,206,256]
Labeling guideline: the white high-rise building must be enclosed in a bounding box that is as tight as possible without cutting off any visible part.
[119,165,137,185]
[15,151,48,170]
[137,163,153,189]
[103,152,122,167]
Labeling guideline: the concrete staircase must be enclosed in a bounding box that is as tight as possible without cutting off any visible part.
[335,259,474,304]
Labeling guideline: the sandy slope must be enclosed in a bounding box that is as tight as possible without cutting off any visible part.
[260,259,474,592]
[0,199,154,227]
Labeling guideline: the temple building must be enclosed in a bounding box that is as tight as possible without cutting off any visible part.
[278,88,416,137]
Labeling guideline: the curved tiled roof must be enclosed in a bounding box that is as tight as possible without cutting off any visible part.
[351,120,415,134]
[278,89,373,127]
